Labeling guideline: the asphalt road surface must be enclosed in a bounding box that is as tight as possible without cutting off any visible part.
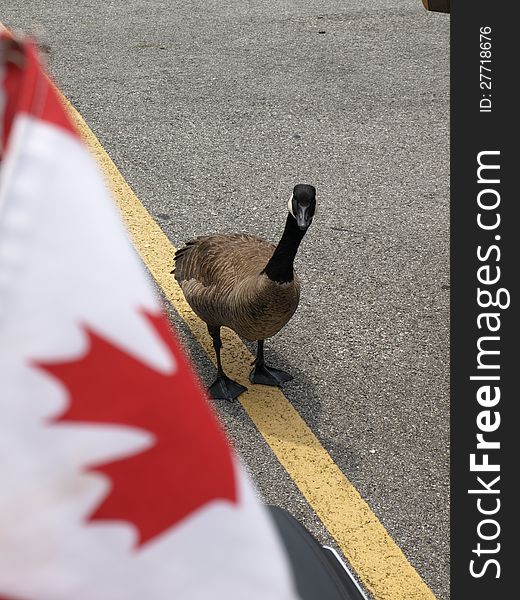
[1,1,450,598]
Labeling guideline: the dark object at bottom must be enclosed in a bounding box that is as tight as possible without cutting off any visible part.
[267,505,368,600]
[422,0,450,12]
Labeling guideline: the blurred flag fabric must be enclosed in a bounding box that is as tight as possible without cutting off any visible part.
[0,34,298,600]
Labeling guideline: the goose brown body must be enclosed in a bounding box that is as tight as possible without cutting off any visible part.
[174,233,301,341]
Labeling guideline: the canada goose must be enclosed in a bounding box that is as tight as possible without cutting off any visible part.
[173,183,316,401]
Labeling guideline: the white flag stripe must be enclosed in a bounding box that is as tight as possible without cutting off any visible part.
[1,116,171,373]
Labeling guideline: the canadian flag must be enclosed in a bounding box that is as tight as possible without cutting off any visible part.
[0,35,298,600]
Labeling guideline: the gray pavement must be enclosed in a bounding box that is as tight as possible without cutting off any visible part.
[1,1,450,598]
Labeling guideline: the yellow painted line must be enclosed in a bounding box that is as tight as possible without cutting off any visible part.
[1,23,437,597]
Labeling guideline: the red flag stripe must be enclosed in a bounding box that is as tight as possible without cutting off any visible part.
[1,33,77,157]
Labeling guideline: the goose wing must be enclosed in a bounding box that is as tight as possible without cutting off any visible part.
[174,233,274,287]
[173,234,275,328]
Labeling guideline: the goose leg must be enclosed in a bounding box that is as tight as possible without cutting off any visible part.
[207,326,248,401]
[250,340,293,386]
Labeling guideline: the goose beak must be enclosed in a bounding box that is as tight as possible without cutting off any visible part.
[295,205,312,230]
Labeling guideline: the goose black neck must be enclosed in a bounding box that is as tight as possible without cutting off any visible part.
[263,214,306,283]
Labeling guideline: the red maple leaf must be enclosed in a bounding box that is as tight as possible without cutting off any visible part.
[33,311,237,546]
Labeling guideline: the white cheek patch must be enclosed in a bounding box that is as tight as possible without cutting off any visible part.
[287,193,295,217]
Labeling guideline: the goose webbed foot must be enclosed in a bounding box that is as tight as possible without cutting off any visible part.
[250,363,293,387]
[250,340,293,387]
[208,375,248,401]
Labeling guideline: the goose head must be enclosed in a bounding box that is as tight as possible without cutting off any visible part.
[287,184,316,231]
